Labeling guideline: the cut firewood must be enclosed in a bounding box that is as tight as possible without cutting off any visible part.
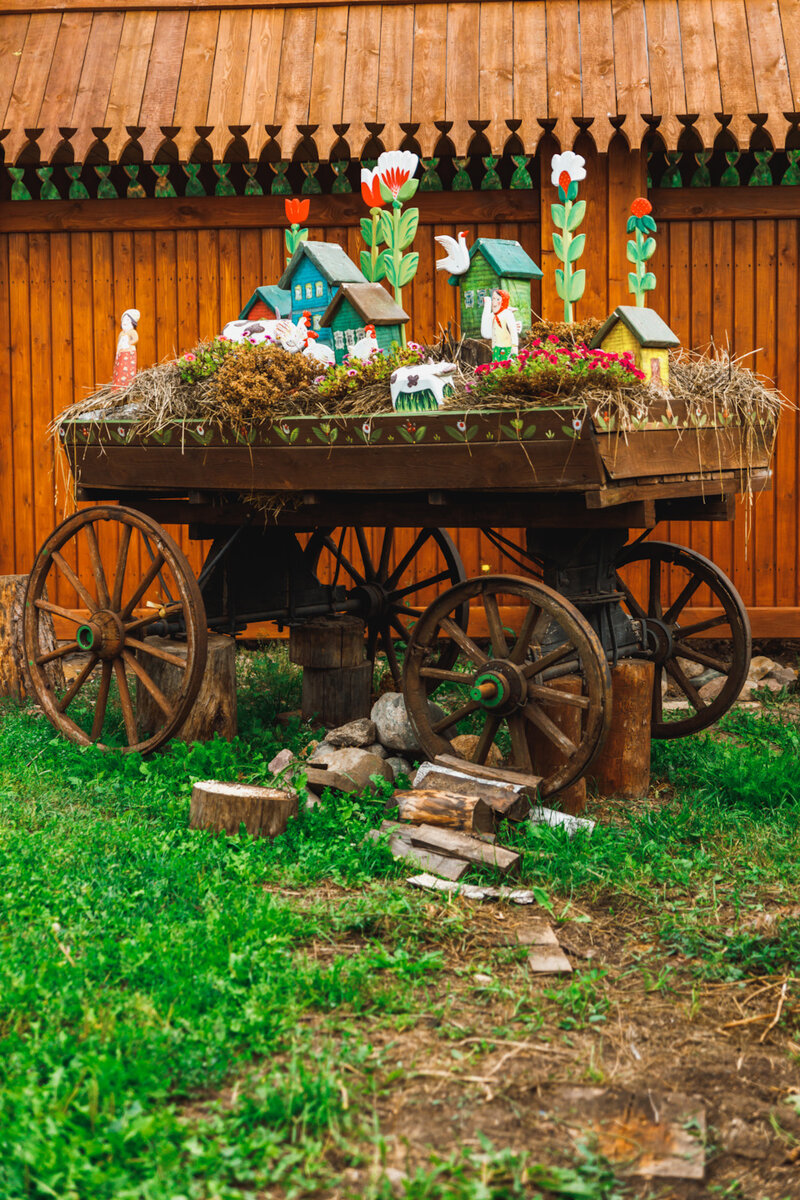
[434,754,541,797]
[381,818,495,844]
[190,780,297,839]
[407,823,520,875]
[394,788,496,833]
[366,829,468,880]
[414,762,531,821]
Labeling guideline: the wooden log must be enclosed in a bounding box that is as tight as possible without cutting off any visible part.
[136,633,237,743]
[588,660,654,799]
[433,753,541,799]
[394,788,496,834]
[407,823,520,874]
[414,762,532,821]
[190,780,298,838]
[289,616,366,668]
[0,575,64,700]
[301,660,372,727]
[524,675,587,815]
[365,828,469,880]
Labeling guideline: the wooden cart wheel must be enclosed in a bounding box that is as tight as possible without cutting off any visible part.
[305,526,468,688]
[403,575,612,797]
[615,541,751,738]
[24,506,208,753]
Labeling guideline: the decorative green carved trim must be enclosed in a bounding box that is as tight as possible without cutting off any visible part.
[782,149,800,186]
[420,158,442,191]
[213,163,236,197]
[36,166,59,199]
[749,149,773,186]
[95,164,118,199]
[330,160,352,193]
[124,164,146,199]
[9,166,31,200]
[690,150,711,187]
[300,161,321,194]
[659,152,682,188]
[452,158,472,191]
[243,162,263,195]
[66,164,89,200]
[720,151,740,187]
[152,164,176,198]
[510,155,532,189]
[183,162,206,197]
[270,161,292,195]
[481,155,501,190]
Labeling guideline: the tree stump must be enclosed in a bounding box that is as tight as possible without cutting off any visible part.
[525,675,587,815]
[190,780,297,838]
[0,574,64,700]
[136,633,237,743]
[588,660,654,799]
[290,616,372,726]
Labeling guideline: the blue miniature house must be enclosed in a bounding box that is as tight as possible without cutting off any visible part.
[239,285,292,322]
[278,241,366,347]
[320,283,409,364]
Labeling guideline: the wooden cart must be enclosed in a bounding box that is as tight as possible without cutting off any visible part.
[26,399,775,796]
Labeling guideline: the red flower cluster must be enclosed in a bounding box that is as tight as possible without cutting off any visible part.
[474,340,645,382]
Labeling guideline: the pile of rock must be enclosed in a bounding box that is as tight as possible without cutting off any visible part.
[664,653,797,706]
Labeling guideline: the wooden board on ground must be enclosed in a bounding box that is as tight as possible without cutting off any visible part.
[365,829,468,881]
[394,789,496,833]
[433,754,542,799]
[413,761,532,821]
[406,822,520,875]
[516,922,572,973]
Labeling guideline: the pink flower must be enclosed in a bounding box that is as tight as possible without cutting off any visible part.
[184,353,196,362]
[313,375,324,384]
[548,334,560,344]
[347,369,357,377]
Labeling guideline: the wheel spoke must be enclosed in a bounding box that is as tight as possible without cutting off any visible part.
[474,713,502,764]
[377,527,394,581]
[615,576,648,622]
[526,682,590,709]
[320,535,366,586]
[36,640,80,666]
[142,535,176,605]
[510,602,542,664]
[507,712,534,772]
[432,699,480,734]
[482,590,509,658]
[419,666,472,683]
[113,658,139,744]
[522,700,577,756]
[663,573,702,625]
[57,655,98,712]
[51,551,97,613]
[388,612,410,642]
[91,661,112,742]
[386,529,433,589]
[665,659,706,710]
[111,522,132,611]
[122,650,173,718]
[381,626,402,686]
[125,635,188,669]
[355,527,376,581]
[392,570,455,601]
[672,642,730,674]
[648,558,662,619]
[124,603,182,636]
[366,623,379,663]
[439,617,488,667]
[523,642,576,678]
[652,663,663,724]
[675,612,729,638]
[34,598,82,623]
[83,521,111,608]
[121,552,166,620]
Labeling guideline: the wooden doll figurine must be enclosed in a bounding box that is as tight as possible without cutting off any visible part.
[111,308,140,390]
[480,289,518,361]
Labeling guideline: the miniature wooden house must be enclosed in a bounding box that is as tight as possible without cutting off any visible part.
[590,306,680,389]
[320,283,408,363]
[239,286,292,322]
[278,242,366,346]
[449,239,542,338]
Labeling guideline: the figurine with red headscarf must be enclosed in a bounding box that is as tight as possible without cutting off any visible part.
[480,289,519,362]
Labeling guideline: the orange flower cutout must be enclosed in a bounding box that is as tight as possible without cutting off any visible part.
[630,197,652,217]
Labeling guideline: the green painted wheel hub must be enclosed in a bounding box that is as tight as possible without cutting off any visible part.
[469,671,507,708]
[76,624,96,651]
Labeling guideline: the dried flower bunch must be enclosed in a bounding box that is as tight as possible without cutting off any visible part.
[213,343,321,423]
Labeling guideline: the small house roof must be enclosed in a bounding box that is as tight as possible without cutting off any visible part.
[320,283,409,328]
[591,306,681,349]
[239,286,292,320]
[278,241,366,290]
[449,238,542,286]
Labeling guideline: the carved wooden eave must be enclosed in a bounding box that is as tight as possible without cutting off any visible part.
[0,0,798,167]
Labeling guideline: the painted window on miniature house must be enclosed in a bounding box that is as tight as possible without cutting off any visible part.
[356,327,365,340]
[464,290,475,308]
[315,281,324,298]
[345,328,356,347]
[313,314,322,330]
[305,282,313,299]
[333,330,345,349]
[294,284,302,300]
[476,288,486,304]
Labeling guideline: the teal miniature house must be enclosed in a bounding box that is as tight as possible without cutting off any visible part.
[320,283,409,364]
[239,285,292,321]
[278,241,366,347]
[449,238,542,338]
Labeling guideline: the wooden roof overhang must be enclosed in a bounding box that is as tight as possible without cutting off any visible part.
[1,0,798,167]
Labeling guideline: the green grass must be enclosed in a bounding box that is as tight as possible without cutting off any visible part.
[1,648,799,1196]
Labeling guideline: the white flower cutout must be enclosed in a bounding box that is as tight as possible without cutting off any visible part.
[550,151,587,188]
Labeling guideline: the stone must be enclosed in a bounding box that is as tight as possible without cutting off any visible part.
[386,755,414,781]
[268,748,296,776]
[310,746,393,793]
[699,676,727,704]
[326,718,377,748]
[766,665,796,688]
[748,655,778,682]
[370,692,445,754]
[365,742,389,759]
[676,656,705,680]
[308,742,336,766]
[450,732,504,768]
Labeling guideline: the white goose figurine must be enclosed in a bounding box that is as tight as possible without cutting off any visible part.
[435,230,470,275]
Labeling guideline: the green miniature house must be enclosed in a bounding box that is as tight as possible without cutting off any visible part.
[449,238,542,338]
[590,306,680,389]
[320,283,409,364]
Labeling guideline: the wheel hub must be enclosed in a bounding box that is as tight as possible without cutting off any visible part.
[76,609,125,659]
[640,616,675,663]
[468,659,527,714]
